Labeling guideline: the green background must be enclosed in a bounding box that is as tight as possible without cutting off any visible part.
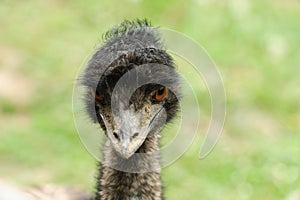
[0,0,299,199]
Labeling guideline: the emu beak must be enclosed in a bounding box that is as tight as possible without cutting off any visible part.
[100,105,165,159]
[110,130,146,159]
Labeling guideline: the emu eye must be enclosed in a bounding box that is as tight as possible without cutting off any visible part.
[92,89,103,101]
[154,86,168,101]
[95,93,103,101]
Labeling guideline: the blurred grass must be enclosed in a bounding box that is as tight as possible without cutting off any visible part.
[0,0,300,199]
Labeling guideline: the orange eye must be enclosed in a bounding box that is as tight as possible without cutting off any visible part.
[155,86,168,100]
[95,93,103,101]
[91,89,103,101]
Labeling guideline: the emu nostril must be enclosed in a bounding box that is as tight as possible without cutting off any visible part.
[132,132,139,138]
[113,132,120,140]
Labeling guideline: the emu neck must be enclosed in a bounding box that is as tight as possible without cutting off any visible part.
[96,135,163,200]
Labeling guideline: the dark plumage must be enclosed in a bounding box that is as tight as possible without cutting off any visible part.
[82,19,180,200]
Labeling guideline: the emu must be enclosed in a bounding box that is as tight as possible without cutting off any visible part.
[82,19,180,200]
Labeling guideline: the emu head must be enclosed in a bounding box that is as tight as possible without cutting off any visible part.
[84,48,179,159]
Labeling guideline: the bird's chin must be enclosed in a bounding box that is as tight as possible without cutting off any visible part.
[116,149,136,160]
[111,139,147,160]
[113,147,139,160]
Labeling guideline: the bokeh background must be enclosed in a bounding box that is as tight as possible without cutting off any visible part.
[1,0,300,199]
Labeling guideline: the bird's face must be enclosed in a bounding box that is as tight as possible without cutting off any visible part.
[90,64,179,159]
